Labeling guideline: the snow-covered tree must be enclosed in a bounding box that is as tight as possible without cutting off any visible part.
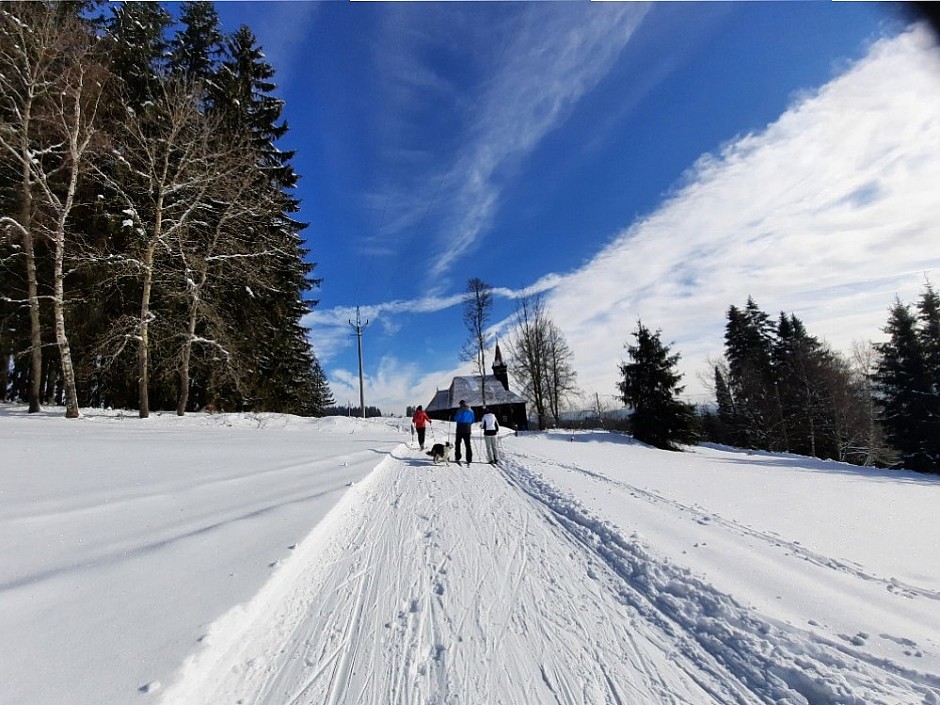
[104,2,171,109]
[0,2,111,416]
[100,80,249,417]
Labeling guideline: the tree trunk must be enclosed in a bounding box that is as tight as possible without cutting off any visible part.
[23,226,43,414]
[53,230,80,418]
[52,154,83,418]
[17,125,43,413]
[138,242,156,419]
[176,297,200,416]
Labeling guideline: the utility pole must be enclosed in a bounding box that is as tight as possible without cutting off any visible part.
[349,306,369,418]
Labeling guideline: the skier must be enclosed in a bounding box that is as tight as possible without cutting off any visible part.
[411,405,431,450]
[453,400,475,465]
[480,407,499,464]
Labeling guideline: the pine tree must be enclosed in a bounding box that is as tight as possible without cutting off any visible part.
[915,284,940,469]
[771,312,832,457]
[206,25,324,414]
[874,299,934,472]
[713,364,737,445]
[723,298,776,448]
[618,321,696,451]
[169,2,224,87]
[104,2,171,108]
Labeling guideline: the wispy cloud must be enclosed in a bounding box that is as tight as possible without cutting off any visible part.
[246,3,320,90]
[428,5,651,282]
[539,25,940,402]
[314,23,940,416]
[328,356,473,416]
[363,5,651,288]
[303,283,541,366]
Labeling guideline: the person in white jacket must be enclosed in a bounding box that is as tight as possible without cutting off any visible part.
[480,407,500,465]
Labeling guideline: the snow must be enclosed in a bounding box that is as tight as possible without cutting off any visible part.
[1,405,938,705]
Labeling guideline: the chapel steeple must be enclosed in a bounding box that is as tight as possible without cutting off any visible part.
[492,342,509,391]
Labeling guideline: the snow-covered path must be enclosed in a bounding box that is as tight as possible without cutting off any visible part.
[3,410,937,705]
[161,447,729,704]
[159,440,939,705]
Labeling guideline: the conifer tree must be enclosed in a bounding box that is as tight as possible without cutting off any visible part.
[169,2,224,87]
[723,298,776,448]
[917,282,940,410]
[618,321,696,451]
[208,25,324,414]
[873,298,934,472]
[772,312,832,456]
[713,364,737,444]
[104,2,171,108]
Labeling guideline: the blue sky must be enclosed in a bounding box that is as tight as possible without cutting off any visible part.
[206,2,940,415]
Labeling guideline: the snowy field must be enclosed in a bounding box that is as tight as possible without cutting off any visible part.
[1,405,938,705]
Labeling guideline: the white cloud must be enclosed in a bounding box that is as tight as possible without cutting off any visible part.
[540,25,940,404]
[315,24,940,416]
[304,282,551,367]
[427,6,651,283]
[328,354,473,416]
[248,3,320,89]
[361,5,651,289]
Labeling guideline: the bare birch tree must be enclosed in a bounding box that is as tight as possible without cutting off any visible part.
[99,80,246,418]
[169,139,282,415]
[460,277,493,405]
[0,5,57,412]
[545,319,578,425]
[506,292,550,429]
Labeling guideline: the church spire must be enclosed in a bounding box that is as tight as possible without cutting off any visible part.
[492,341,509,390]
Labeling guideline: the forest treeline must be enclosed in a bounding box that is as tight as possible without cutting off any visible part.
[617,286,940,474]
[705,287,940,473]
[0,1,333,417]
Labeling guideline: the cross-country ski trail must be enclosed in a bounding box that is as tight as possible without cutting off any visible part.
[159,441,939,705]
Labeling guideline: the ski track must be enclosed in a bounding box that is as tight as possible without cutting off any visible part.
[509,448,940,604]
[159,442,940,705]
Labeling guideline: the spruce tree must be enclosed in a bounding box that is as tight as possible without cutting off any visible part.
[713,365,738,445]
[916,284,940,470]
[208,25,325,414]
[723,299,776,448]
[874,299,934,472]
[771,312,833,457]
[169,2,224,87]
[618,321,696,451]
[104,2,171,108]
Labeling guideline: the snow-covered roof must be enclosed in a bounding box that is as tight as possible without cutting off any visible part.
[425,375,526,413]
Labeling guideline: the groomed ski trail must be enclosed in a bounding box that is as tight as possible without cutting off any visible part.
[159,442,938,705]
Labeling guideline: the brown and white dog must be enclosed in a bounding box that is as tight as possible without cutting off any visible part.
[426,442,452,465]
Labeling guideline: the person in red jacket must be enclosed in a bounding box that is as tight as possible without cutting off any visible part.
[411,405,431,450]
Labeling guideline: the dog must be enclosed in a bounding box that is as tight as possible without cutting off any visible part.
[426,442,452,465]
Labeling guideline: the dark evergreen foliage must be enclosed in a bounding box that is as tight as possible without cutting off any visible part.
[713,297,881,466]
[169,2,224,86]
[873,292,939,473]
[712,365,737,445]
[617,321,696,451]
[0,2,331,416]
[104,2,172,108]
[323,405,385,419]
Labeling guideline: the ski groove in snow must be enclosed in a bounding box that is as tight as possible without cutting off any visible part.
[158,442,940,705]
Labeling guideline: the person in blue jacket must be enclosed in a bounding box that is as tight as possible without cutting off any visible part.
[453,399,475,465]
